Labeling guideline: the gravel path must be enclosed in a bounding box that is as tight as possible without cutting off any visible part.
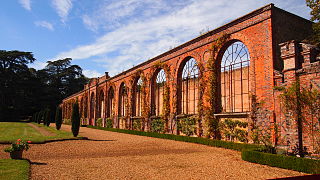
[0,125,305,179]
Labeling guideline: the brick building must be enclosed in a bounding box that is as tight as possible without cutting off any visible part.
[62,4,320,154]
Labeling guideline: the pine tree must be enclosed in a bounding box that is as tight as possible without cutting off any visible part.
[71,102,80,137]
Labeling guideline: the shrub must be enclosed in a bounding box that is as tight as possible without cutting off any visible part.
[71,102,80,137]
[220,118,248,142]
[150,117,165,133]
[242,150,320,174]
[96,118,103,127]
[44,109,51,126]
[178,116,197,136]
[105,118,113,128]
[87,125,261,151]
[132,118,142,131]
[55,107,62,130]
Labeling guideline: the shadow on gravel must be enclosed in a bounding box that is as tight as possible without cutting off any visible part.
[84,139,116,142]
[30,161,47,166]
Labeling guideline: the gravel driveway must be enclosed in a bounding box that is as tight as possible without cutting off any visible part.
[0,125,305,179]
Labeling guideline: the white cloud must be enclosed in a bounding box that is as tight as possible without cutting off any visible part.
[52,0,73,22]
[83,69,103,78]
[29,61,47,70]
[34,21,54,31]
[19,0,31,11]
[53,0,311,77]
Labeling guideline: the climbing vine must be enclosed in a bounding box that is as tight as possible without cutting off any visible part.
[202,34,230,139]
[151,61,171,132]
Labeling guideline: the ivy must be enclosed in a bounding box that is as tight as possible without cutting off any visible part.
[202,34,230,139]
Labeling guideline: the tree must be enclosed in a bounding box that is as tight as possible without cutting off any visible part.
[55,107,62,130]
[71,102,80,137]
[0,50,37,121]
[39,58,88,113]
[44,109,51,126]
[306,0,320,46]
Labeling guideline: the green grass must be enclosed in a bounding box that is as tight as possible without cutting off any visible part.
[0,159,29,180]
[0,122,43,143]
[0,122,79,143]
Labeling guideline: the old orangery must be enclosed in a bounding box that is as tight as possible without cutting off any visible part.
[62,4,320,153]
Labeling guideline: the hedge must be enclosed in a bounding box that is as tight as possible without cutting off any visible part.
[242,150,320,174]
[87,125,261,151]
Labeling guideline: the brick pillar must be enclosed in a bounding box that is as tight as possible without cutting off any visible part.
[279,40,301,152]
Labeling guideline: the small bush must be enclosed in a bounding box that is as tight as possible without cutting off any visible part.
[55,107,62,130]
[132,118,142,131]
[178,116,197,136]
[242,150,320,174]
[150,117,165,133]
[63,119,71,125]
[96,118,103,127]
[71,102,80,137]
[105,118,113,128]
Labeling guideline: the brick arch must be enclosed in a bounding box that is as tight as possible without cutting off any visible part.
[98,89,105,118]
[151,67,168,116]
[216,39,252,113]
[118,82,128,117]
[89,92,95,125]
[176,56,201,115]
[107,86,115,118]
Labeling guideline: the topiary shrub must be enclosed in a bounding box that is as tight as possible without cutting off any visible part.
[55,107,62,130]
[96,118,103,127]
[44,109,51,126]
[105,118,113,128]
[71,102,80,137]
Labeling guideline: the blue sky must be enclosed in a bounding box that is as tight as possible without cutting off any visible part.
[0,0,312,78]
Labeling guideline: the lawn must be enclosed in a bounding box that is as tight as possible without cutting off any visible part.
[0,122,77,143]
[0,159,29,180]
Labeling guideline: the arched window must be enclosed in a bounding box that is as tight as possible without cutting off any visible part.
[133,77,143,116]
[221,41,250,113]
[180,58,199,114]
[152,69,166,116]
[107,87,114,117]
[90,92,95,120]
[80,97,83,118]
[119,83,128,117]
[98,91,104,118]
[83,96,88,118]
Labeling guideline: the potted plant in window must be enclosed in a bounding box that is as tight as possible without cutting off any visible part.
[4,139,31,159]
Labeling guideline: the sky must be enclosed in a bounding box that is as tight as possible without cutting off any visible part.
[0,0,312,78]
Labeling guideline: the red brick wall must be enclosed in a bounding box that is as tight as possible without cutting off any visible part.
[61,4,318,153]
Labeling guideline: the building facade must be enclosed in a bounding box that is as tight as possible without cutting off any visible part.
[62,4,320,154]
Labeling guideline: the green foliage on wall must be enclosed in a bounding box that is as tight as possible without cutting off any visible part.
[178,116,197,136]
[150,117,165,133]
[220,119,248,143]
